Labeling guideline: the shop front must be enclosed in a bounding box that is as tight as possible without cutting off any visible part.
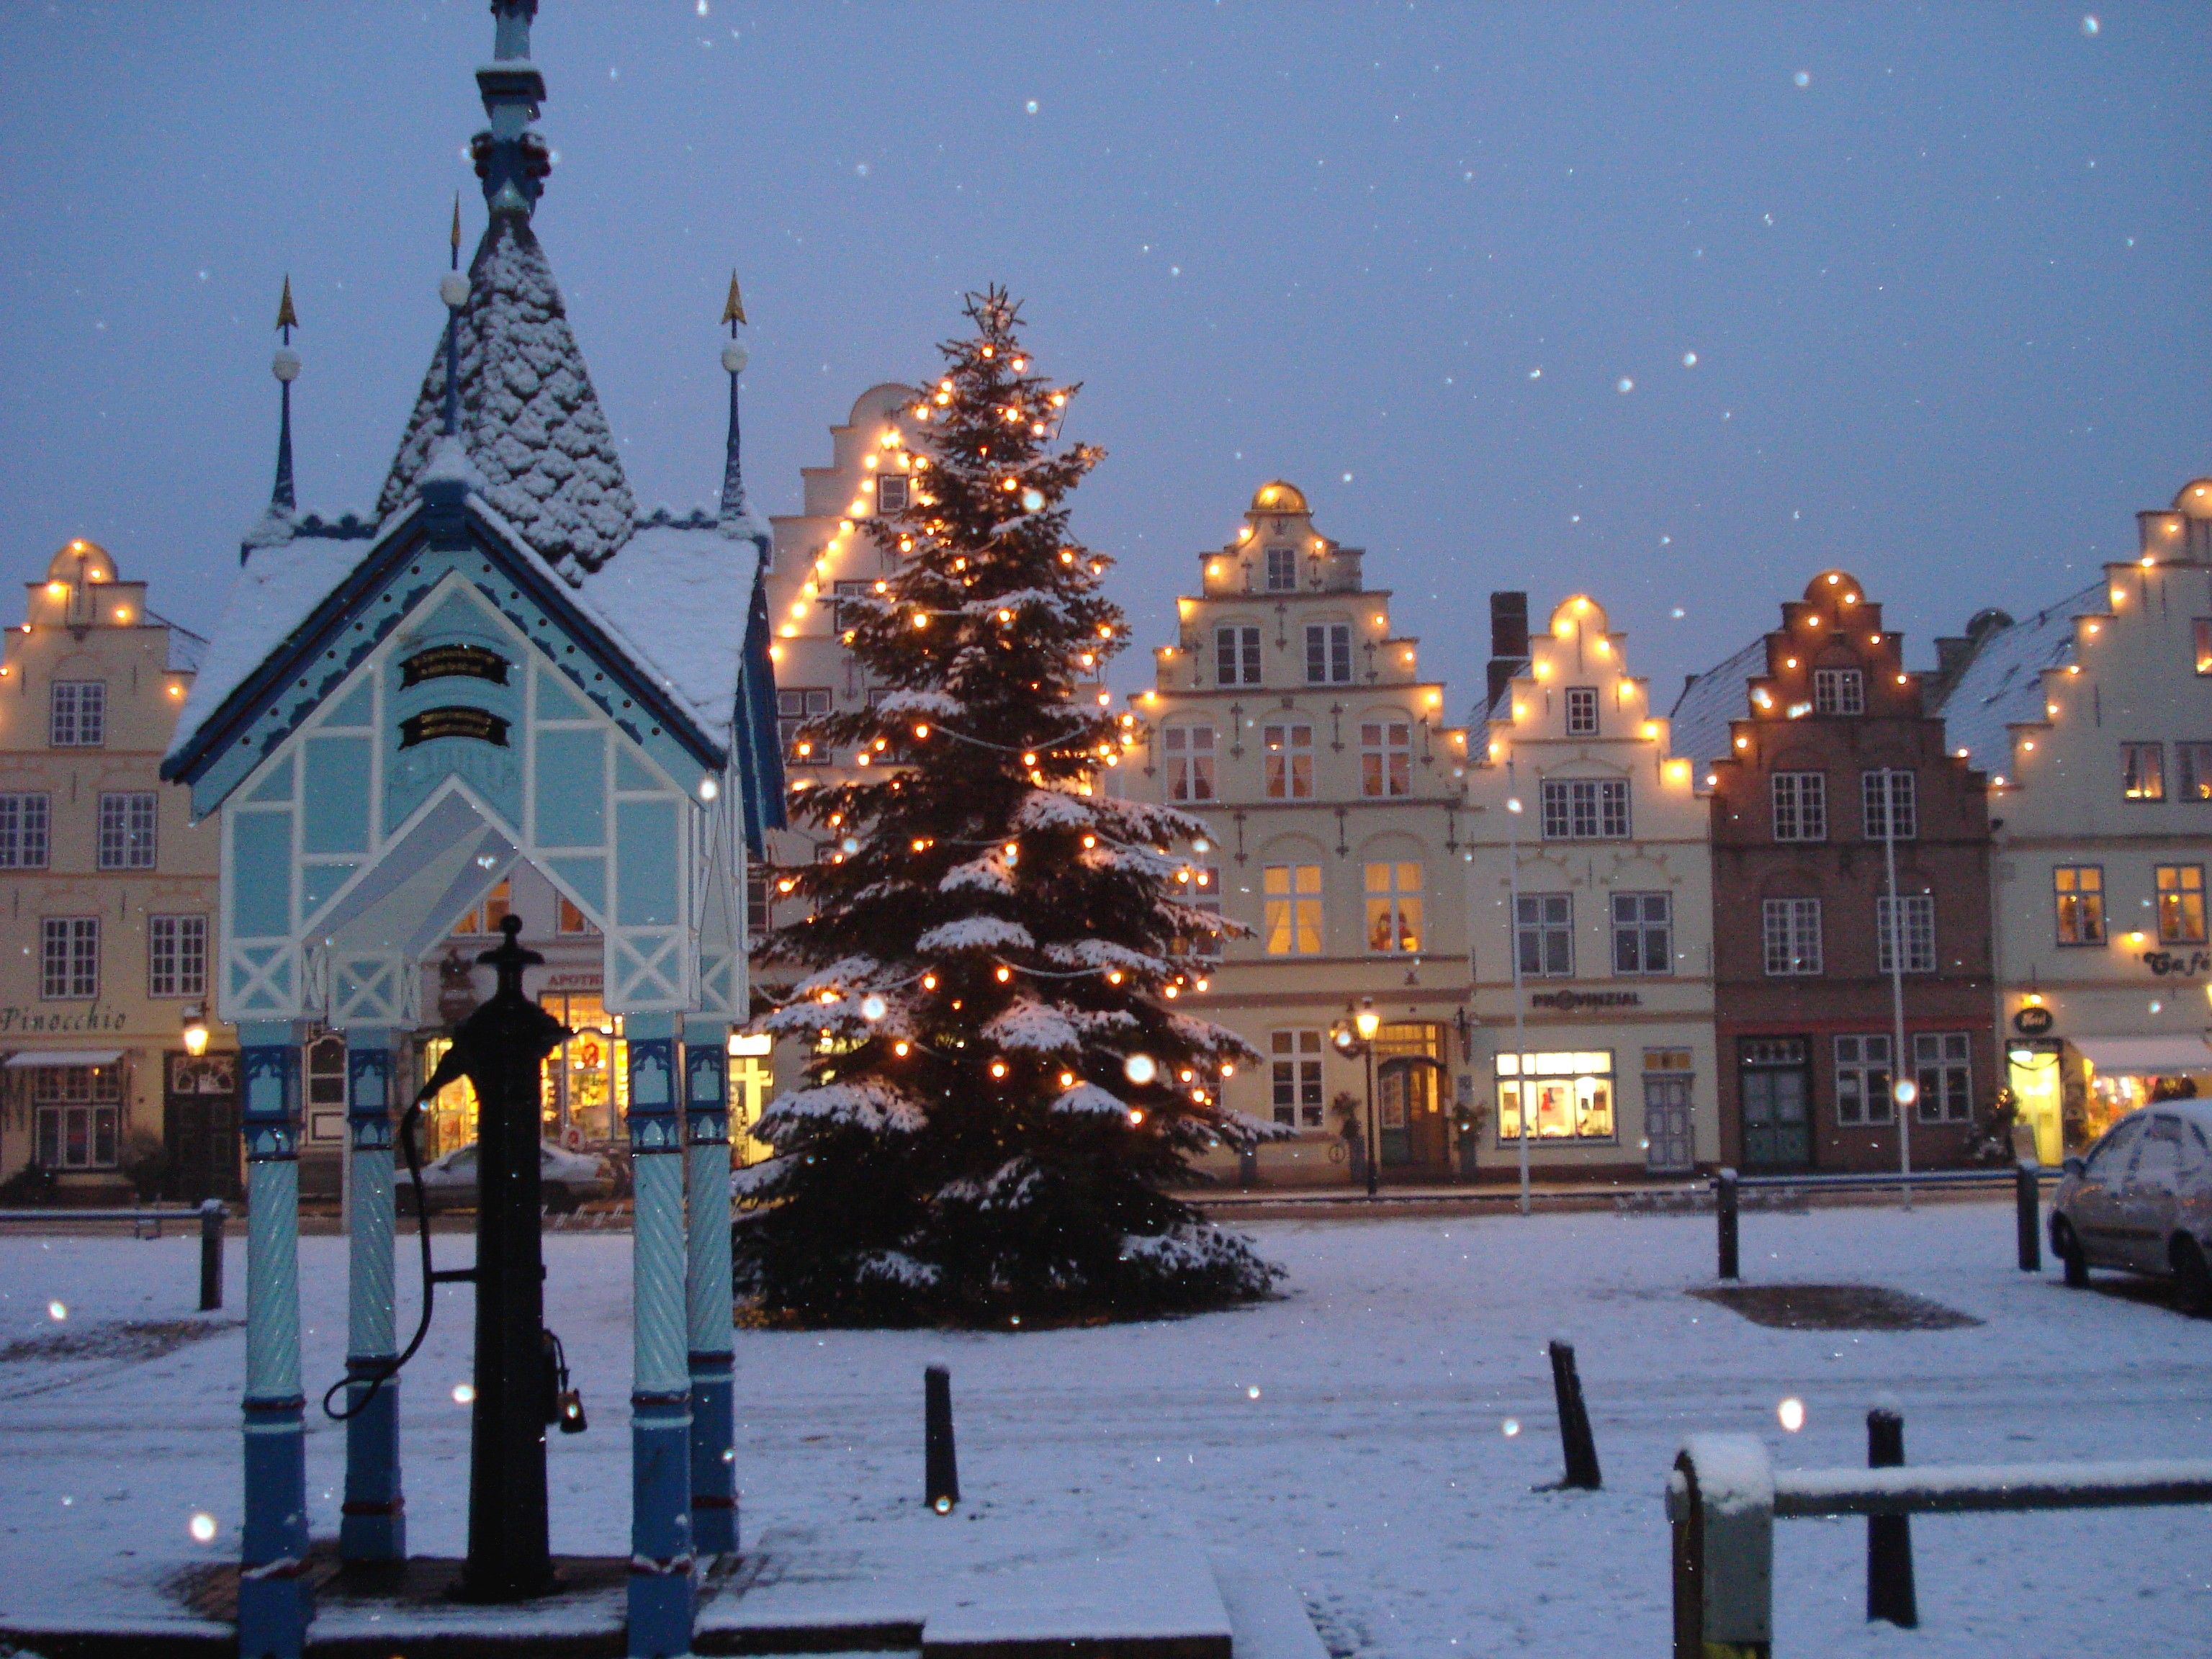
[2007,1029,2212,1163]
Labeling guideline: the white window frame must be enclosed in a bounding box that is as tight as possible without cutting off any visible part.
[1363,860,1424,954]
[1812,667,1863,716]
[0,791,50,869]
[1263,863,1323,956]
[1771,771,1827,842]
[148,914,208,999]
[1761,897,1822,976]
[96,791,158,871]
[1565,686,1599,736]
[1305,622,1352,685]
[1911,1032,1974,1124]
[1215,624,1262,687]
[41,916,99,1000]
[1539,778,1629,840]
[1263,721,1313,799]
[1610,891,1673,975]
[1270,1030,1325,1128]
[1163,724,1216,803]
[1359,719,1412,799]
[30,1064,122,1171]
[874,472,910,513]
[1875,893,1937,974]
[1862,769,1917,841]
[1264,547,1298,593]
[1516,893,1573,978]
[777,686,832,765]
[49,680,105,747]
[1177,865,1223,959]
[1835,1034,1895,1126]
[2123,742,2165,801]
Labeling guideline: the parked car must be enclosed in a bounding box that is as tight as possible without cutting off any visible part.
[2049,1100,2212,1308]
[399,1141,617,1215]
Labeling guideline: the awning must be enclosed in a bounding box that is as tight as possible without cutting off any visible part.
[2071,1035,2212,1077]
[2,1050,125,1069]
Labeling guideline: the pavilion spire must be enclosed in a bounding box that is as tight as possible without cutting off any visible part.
[471,0,550,219]
[269,276,300,514]
[718,272,755,533]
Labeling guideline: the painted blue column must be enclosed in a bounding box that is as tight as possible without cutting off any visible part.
[339,1030,405,1564]
[683,1021,737,1556]
[238,1021,310,1659]
[626,1015,693,1657]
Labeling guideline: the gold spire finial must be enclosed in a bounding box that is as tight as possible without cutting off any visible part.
[274,274,299,333]
[450,192,463,270]
[721,271,747,328]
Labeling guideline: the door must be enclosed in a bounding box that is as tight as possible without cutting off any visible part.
[1644,1075,1694,1174]
[1376,1058,1447,1174]
[162,1051,241,1204]
[2068,1116,2144,1267]
[2118,1115,2187,1272]
[1738,1041,1812,1169]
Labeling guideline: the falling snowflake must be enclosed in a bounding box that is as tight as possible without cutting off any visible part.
[1616,377,1635,394]
[1793,70,1811,88]
[47,1300,66,1321]
[1501,1417,1521,1437]
[2082,14,2100,35]
[189,1512,218,1543]
[1778,1397,1806,1432]
[1681,351,1699,367]
[1025,99,1039,114]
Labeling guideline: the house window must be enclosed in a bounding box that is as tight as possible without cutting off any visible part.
[0,792,50,868]
[1262,863,1323,955]
[2123,742,2165,801]
[452,878,513,937]
[1215,625,1262,686]
[1270,1030,1325,1128]
[49,680,105,747]
[745,871,772,944]
[1264,547,1298,593]
[1565,687,1599,736]
[1875,894,1937,974]
[1263,721,1313,799]
[1175,866,1223,959]
[1834,1035,1894,1127]
[30,1064,122,1171]
[1611,892,1673,974]
[874,472,909,513]
[778,687,832,764]
[1363,860,1423,953]
[1539,778,1629,840]
[831,580,871,634]
[1771,772,1827,842]
[2157,865,2207,945]
[1812,668,1863,716]
[2054,866,2105,945]
[1911,1032,1974,1124]
[1359,719,1412,798]
[1761,898,1822,976]
[1305,623,1352,685]
[2196,620,2212,677]
[148,914,207,999]
[40,917,99,999]
[556,895,592,935]
[2178,744,2212,802]
[1163,724,1215,802]
[96,791,158,871]
[1861,769,1917,840]
[1516,893,1573,978]
[1497,1050,1616,1142]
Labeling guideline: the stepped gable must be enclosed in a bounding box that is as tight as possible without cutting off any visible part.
[376,211,635,580]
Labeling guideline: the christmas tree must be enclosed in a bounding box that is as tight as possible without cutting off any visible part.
[735,289,1280,1326]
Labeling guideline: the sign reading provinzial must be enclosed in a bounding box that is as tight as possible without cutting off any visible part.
[1529,989,1642,1012]
[399,706,511,750]
[400,643,511,687]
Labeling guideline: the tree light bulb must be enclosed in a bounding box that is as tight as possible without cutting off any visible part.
[1123,1053,1157,1086]
[860,994,887,1022]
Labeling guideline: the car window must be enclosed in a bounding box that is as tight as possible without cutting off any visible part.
[2189,1123,2212,1165]
[447,1146,477,1172]
[2085,1118,2144,1175]
[2134,1118,2185,1183]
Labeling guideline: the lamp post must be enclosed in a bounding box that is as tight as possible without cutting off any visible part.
[1506,771,1531,1217]
[1331,997,1382,1198]
[181,1004,210,1058]
[1876,767,1915,1209]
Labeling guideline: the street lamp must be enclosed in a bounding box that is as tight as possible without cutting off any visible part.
[1331,997,1382,1199]
[181,1004,210,1058]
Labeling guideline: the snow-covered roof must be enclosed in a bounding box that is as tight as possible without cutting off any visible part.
[1668,637,1766,764]
[147,611,207,674]
[1934,579,2105,773]
[377,213,636,580]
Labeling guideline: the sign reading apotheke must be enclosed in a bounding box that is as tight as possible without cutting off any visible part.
[0,1002,128,1035]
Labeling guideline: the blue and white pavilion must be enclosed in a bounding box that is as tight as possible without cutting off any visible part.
[162,4,784,1655]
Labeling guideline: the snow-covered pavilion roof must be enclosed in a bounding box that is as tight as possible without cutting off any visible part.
[1933,578,2104,773]
[1668,637,1765,764]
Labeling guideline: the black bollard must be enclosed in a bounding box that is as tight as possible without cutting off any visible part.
[1717,1169,1740,1282]
[1548,1339,1602,1491]
[2015,1159,2041,1272]
[925,1364,960,1513]
[1866,1406,1917,1628]
[198,1199,225,1313]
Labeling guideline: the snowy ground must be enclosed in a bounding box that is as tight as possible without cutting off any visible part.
[1,1201,2206,1655]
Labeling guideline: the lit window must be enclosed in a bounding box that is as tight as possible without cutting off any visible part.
[1270,1030,1325,1128]
[556,895,593,936]
[1910,1032,1974,1124]
[49,680,105,747]
[1834,1035,1894,1126]
[1611,892,1672,974]
[452,878,513,938]
[1363,860,1423,953]
[1876,893,1937,974]
[1771,772,1827,842]
[148,914,207,999]
[778,687,832,764]
[1304,622,1352,685]
[1359,719,1412,798]
[1762,898,1822,976]
[1263,863,1323,955]
[2195,620,2212,677]
[1496,1049,1615,1142]
[1812,668,1863,716]
[0,792,50,869]
[1565,686,1599,736]
[40,916,99,999]
[2178,744,2212,802]
[1215,624,1263,686]
[2053,866,2105,945]
[1861,769,1917,840]
[1264,547,1298,593]
[96,792,157,871]
[2123,742,2165,801]
[1539,778,1629,840]
[1515,893,1573,977]
[2157,865,2206,945]
[1174,865,1223,960]
[1163,724,1216,802]
[1263,721,1313,799]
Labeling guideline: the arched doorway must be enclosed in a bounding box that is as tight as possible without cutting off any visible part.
[1375,1025,1452,1178]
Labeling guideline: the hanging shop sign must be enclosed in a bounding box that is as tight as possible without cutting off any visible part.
[2013,1005,2055,1036]
[400,706,511,750]
[400,643,511,687]
[1529,989,1642,1012]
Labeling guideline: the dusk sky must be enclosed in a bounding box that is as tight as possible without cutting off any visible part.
[1,2,2206,713]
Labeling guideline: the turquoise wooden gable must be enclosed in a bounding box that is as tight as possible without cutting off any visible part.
[166,463,771,1025]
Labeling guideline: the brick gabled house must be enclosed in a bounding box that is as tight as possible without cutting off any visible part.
[1672,570,1998,1172]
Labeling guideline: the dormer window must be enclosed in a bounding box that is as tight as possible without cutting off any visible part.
[1565,687,1599,736]
[875,473,909,513]
[1264,547,1297,593]
[1812,667,1863,715]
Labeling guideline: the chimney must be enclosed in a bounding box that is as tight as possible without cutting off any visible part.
[1485,590,1529,714]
